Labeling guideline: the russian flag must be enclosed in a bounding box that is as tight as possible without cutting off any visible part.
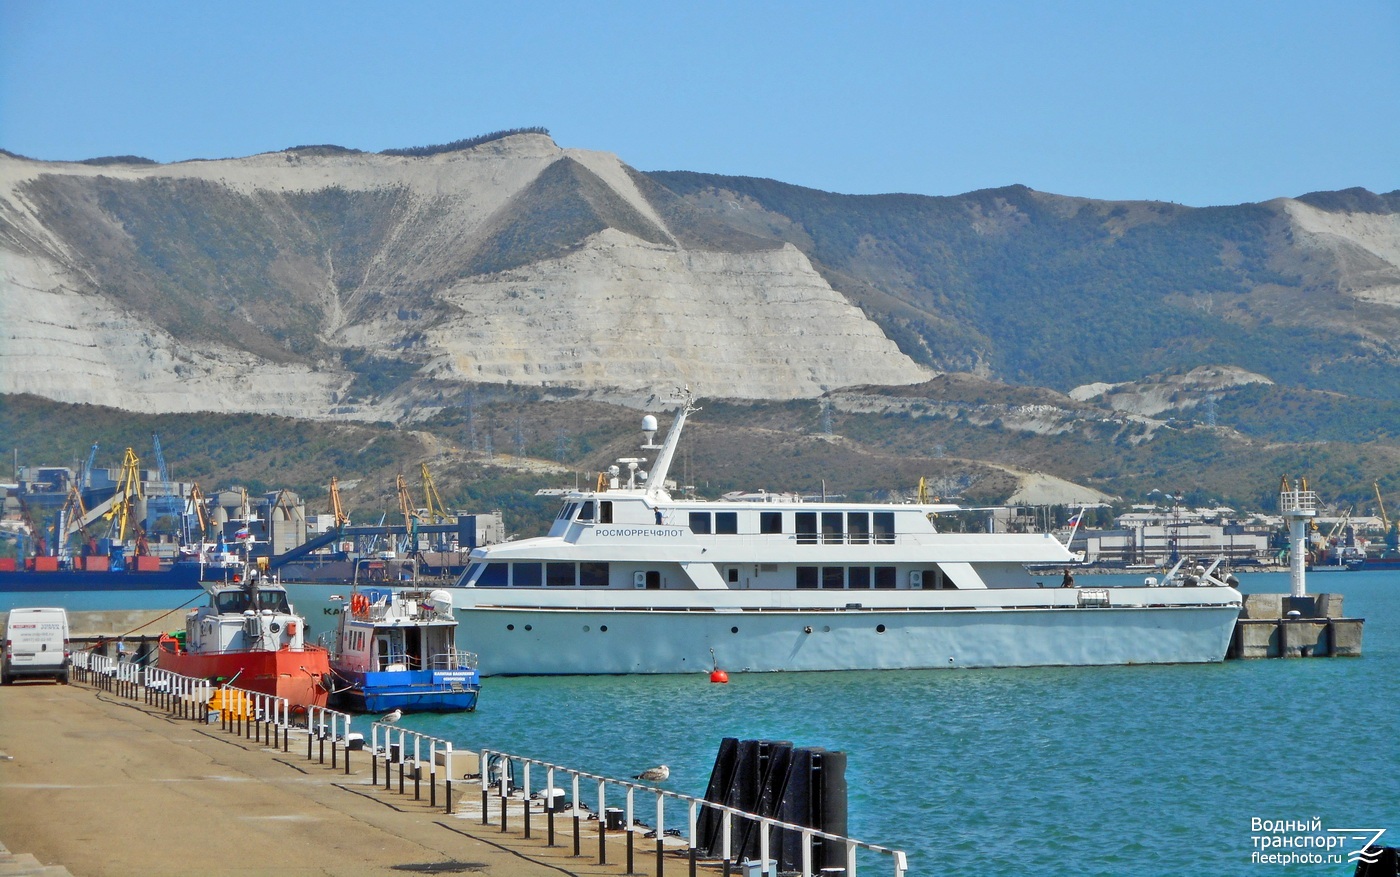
[1067,513,1083,527]
[234,526,252,540]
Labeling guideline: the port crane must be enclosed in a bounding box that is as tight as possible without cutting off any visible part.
[101,448,143,545]
[420,463,452,524]
[395,474,420,555]
[328,476,349,528]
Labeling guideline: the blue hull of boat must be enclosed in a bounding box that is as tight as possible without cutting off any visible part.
[333,668,480,714]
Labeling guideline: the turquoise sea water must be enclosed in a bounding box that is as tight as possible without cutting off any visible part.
[399,570,1400,875]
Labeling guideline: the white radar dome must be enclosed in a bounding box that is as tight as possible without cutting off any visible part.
[642,414,658,431]
[426,589,454,613]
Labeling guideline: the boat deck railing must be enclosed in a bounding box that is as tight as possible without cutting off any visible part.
[476,747,908,877]
[426,650,479,671]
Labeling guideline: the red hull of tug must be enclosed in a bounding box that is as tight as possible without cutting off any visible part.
[158,636,330,709]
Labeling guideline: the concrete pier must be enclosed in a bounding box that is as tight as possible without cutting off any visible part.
[0,676,712,877]
[1230,592,1365,659]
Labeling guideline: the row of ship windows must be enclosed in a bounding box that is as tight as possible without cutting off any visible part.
[692,511,899,542]
[468,561,955,589]
[559,499,902,542]
[797,567,956,589]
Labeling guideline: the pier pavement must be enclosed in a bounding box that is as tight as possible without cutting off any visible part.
[0,679,692,877]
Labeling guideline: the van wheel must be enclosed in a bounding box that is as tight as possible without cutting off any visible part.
[58,672,71,685]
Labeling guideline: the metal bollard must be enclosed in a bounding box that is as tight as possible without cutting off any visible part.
[598,780,607,866]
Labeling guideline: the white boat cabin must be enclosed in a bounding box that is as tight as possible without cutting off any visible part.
[334,591,467,674]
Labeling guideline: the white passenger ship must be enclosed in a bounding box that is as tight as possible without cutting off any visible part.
[432,390,1243,675]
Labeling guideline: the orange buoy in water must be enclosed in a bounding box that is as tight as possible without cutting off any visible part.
[707,648,728,683]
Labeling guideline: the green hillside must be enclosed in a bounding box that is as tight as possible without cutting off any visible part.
[5,387,1397,544]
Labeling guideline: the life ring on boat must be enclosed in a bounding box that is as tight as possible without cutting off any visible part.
[286,621,297,636]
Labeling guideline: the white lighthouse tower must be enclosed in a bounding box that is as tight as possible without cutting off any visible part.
[1279,476,1318,598]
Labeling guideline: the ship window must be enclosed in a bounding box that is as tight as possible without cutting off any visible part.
[478,563,509,587]
[760,512,783,534]
[923,568,940,590]
[256,590,285,612]
[690,512,712,534]
[822,512,844,544]
[547,562,576,587]
[599,501,614,524]
[796,512,818,545]
[727,567,739,583]
[216,592,249,613]
[715,512,738,534]
[848,513,870,545]
[580,562,609,587]
[796,566,819,589]
[646,570,661,589]
[578,501,595,522]
[874,513,896,545]
[874,566,897,589]
[822,566,844,589]
[848,567,871,589]
[513,562,543,587]
[557,503,577,521]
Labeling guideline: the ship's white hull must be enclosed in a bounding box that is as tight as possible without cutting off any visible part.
[450,597,1239,676]
[284,580,1241,675]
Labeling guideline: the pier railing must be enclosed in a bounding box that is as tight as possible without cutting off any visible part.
[477,748,908,877]
[65,657,907,874]
[369,721,457,811]
[213,682,293,750]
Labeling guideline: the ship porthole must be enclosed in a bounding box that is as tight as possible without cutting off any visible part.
[730,626,739,634]
[600,625,608,632]
[507,624,515,631]
[823,625,831,633]
[583,625,591,632]
[876,624,887,633]
[524,624,532,631]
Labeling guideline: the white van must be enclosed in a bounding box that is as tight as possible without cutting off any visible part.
[2,607,71,684]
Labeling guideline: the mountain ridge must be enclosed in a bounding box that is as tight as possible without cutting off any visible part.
[2,132,1397,423]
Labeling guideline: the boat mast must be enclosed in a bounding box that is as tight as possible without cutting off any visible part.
[645,387,699,501]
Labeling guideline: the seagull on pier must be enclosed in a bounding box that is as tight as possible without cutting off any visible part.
[381,708,403,725]
[633,765,669,782]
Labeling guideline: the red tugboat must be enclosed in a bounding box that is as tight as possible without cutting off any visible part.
[158,563,329,708]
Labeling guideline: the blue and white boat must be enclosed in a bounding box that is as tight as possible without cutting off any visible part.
[327,587,479,713]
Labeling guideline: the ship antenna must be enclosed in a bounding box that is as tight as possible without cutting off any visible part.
[646,387,699,500]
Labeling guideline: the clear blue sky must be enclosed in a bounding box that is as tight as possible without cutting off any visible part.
[3,1,1397,207]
